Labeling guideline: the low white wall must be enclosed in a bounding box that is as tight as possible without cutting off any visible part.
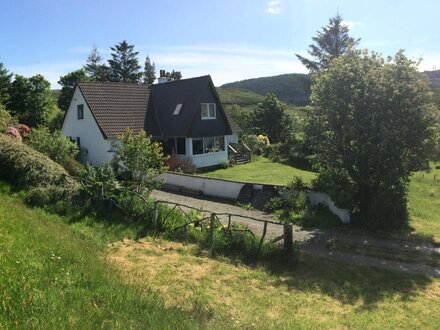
[159,172,351,224]
[191,150,228,168]
[307,191,350,224]
[159,172,245,200]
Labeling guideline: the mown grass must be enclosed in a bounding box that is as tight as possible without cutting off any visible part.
[204,156,316,185]
[109,237,440,329]
[0,183,207,329]
[408,166,440,241]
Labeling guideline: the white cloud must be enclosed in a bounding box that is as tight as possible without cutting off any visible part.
[266,0,282,15]
[341,20,363,29]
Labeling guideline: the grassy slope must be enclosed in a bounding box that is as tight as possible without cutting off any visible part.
[216,87,265,105]
[109,237,440,329]
[203,156,316,184]
[0,184,203,329]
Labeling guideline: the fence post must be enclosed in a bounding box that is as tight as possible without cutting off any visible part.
[259,221,268,250]
[283,222,293,256]
[227,214,232,230]
[152,201,158,231]
[210,212,216,247]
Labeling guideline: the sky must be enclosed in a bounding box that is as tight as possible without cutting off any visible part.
[1,0,439,88]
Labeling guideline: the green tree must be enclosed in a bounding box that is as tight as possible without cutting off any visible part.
[84,45,109,81]
[307,50,438,229]
[27,127,79,165]
[112,129,167,194]
[0,63,12,104]
[0,102,12,133]
[143,55,156,84]
[8,74,55,127]
[58,69,90,112]
[108,40,142,83]
[249,93,292,143]
[165,70,182,80]
[296,14,360,73]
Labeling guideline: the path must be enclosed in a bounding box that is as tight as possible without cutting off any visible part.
[152,190,440,278]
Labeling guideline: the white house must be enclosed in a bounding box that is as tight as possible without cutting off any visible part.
[61,74,241,168]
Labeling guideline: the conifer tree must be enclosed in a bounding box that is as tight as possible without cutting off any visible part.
[296,14,360,73]
[84,45,109,81]
[143,55,156,84]
[108,40,142,83]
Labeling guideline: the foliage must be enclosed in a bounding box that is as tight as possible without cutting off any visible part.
[57,69,90,111]
[165,70,182,80]
[0,134,69,188]
[296,14,360,73]
[0,62,12,104]
[249,93,293,143]
[27,127,79,166]
[112,129,167,193]
[6,127,21,141]
[219,160,229,169]
[108,40,142,83]
[143,55,156,84]
[221,73,311,106]
[0,102,12,133]
[84,45,109,81]
[224,104,252,133]
[241,134,270,156]
[307,50,438,230]
[165,153,197,174]
[7,74,55,127]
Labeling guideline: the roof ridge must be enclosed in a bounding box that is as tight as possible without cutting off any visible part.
[151,75,211,88]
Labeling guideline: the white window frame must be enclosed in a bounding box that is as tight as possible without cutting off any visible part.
[201,103,216,120]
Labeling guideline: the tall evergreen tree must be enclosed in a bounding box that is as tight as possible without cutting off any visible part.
[84,45,109,81]
[108,40,142,83]
[8,74,55,127]
[143,55,156,84]
[58,69,90,111]
[0,63,12,104]
[165,70,182,80]
[296,14,360,73]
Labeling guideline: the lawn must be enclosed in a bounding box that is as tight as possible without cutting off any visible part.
[109,237,440,329]
[204,158,440,241]
[0,183,206,329]
[204,156,316,185]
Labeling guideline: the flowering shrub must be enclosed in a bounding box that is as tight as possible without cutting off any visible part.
[256,134,270,146]
[6,127,22,141]
[165,153,197,174]
[17,124,31,134]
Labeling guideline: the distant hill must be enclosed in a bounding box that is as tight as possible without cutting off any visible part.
[221,73,311,106]
[422,70,440,88]
[216,88,265,106]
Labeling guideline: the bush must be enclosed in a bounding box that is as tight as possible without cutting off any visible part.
[0,134,69,188]
[165,153,197,174]
[0,103,12,133]
[241,134,270,156]
[26,126,78,165]
[219,160,229,169]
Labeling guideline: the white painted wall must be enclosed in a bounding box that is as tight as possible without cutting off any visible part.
[61,87,114,166]
[185,137,229,168]
[159,172,351,223]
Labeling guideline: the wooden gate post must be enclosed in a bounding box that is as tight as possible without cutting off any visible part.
[210,212,216,247]
[283,222,294,256]
[152,202,158,231]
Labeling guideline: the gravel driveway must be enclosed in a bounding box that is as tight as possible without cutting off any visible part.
[151,189,440,278]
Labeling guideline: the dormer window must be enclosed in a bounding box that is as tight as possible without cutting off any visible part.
[173,103,183,115]
[77,104,84,119]
[201,103,216,119]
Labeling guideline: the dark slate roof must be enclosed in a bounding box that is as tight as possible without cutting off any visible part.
[77,81,150,139]
[148,75,233,137]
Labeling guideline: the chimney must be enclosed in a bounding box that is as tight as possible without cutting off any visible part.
[158,69,168,84]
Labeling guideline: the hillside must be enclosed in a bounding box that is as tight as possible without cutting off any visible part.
[221,73,311,106]
[422,70,440,88]
[216,87,265,105]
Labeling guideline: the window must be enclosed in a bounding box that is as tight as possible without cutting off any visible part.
[77,104,84,119]
[192,138,203,155]
[173,103,183,115]
[214,136,225,151]
[204,136,214,153]
[201,103,216,119]
[176,138,186,155]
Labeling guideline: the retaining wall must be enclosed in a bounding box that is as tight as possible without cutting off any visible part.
[158,172,350,224]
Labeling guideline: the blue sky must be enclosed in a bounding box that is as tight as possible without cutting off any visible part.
[1,0,439,87]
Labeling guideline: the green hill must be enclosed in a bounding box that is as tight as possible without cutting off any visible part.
[216,87,265,105]
[221,73,311,106]
[422,70,440,88]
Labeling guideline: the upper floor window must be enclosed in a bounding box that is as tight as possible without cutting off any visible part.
[77,104,84,119]
[201,103,216,119]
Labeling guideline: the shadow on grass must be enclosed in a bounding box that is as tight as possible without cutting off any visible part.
[264,254,434,311]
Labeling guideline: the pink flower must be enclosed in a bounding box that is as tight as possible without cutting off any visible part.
[17,124,31,134]
[7,126,22,141]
